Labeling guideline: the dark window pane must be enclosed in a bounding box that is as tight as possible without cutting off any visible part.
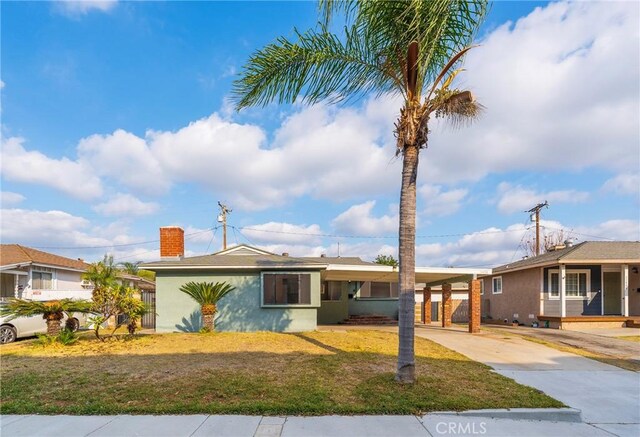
[263,274,275,304]
[390,282,399,298]
[299,274,311,304]
[371,282,390,298]
[359,282,371,298]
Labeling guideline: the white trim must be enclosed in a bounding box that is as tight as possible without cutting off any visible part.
[32,263,85,273]
[560,265,567,317]
[146,264,325,270]
[1,269,29,276]
[622,264,629,317]
[215,244,275,256]
[492,276,502,295]
[547,269,591,300]
[539,268,545,315]
[600,268,604,316]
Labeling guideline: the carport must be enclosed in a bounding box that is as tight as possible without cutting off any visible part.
[321,263,490,332]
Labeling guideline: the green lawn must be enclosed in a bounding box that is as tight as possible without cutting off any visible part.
[0,330,562,415]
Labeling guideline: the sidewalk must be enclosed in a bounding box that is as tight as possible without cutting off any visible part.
[415,324,640,436]
[0,412,616,437]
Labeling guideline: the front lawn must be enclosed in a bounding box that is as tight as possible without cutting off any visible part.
[0,330,562,415]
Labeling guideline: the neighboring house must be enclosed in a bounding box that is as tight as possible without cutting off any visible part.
[142,226,488,333]
[480,241,640,328]
[0,244,91,301]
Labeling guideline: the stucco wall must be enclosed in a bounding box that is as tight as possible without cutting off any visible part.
[55,269,85,291]
[348,299,398,319]
[155,270,321,333]
[482,268,540,323]
[317,282,349,324]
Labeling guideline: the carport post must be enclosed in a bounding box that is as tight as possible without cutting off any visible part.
[422,287,431,324]
[442,283,452,328]
[468,279,481,333]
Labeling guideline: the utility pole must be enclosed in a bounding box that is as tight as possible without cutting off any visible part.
[217,201,232,250]
[526,201,549,256]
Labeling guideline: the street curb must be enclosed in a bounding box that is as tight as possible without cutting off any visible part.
[427,408,583,423]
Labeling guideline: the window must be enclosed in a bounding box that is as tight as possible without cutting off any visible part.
[358,281,398,299]
[321,281,342,301]
[480,280,484,295]
[492,277,502,294]
[32,271,53,289]
[548,270,589,298]
[262,273,311,305]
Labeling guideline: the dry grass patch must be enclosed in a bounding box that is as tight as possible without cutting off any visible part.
[1,330,562,415]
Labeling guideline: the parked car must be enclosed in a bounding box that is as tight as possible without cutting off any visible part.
[0,305,87,344]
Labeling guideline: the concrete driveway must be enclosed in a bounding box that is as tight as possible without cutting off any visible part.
[415,324,640,436]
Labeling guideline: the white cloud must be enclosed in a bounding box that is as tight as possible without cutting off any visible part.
[93,193,159,217]
[421,0,639,184]
[0,80,4,89]
[419,184,468,217]
[496,182,589,214]
[602,173,640,197]
[1,191,25,206]
[55,1,118,17]
[0,137,103,200]
[332,201,397,236]
[241,222,323,245]
[77,129,169,196]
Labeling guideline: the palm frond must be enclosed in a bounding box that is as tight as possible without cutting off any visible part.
[179,281,236,307]
[1,298,94,321]
[232,25,400,108]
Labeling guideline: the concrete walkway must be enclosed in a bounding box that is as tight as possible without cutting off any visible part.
[415,324,640,436]
[0,413,617,437]
[485,324,640,363]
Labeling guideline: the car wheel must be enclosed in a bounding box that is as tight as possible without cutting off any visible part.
[0,325,17,344]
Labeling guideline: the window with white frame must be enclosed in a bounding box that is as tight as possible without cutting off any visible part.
[262,273,311,305]
[492,277,502,294]
[548,270,589,298]
[32,269,53,290]
[480,280,484,295]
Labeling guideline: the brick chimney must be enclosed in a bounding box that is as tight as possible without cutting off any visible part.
[160,226,184,260]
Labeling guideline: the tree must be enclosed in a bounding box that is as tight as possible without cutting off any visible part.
[0,298,93,337]
[118,261,142,275]
[374,254,399,267]
[525,229,570,257]
[179,281,235,332]
[83,255,148,340]
[232,0,487,383]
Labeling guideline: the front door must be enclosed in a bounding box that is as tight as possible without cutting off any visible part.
[603,272,622,315]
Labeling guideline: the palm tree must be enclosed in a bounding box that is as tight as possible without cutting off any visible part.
[119,261,142,275]
[232,0,487,383]
[179,281,235,332]
[1,298,93,337]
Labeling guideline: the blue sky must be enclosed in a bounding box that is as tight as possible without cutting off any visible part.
[1,0,639,267]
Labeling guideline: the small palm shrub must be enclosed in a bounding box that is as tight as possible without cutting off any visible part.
[179,281,235,332]
[1,298,93,337]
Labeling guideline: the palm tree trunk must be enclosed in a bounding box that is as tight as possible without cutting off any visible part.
[202,310,214,332]
[46,319,62,337]
[396,143,419,384]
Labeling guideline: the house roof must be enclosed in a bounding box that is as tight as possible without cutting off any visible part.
[141,244,490,285]
[0,244,89,271]
[118,273,156,290]
[492,241,640,274]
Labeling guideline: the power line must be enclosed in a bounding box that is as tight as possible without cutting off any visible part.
[233,225,533,240]
[31,227,217,250]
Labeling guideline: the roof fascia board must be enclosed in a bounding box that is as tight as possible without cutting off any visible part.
[31,262,86,273]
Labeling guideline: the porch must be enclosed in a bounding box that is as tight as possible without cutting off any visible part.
[537,315,640,330]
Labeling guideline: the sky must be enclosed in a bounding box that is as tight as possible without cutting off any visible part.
[1,0,639,268]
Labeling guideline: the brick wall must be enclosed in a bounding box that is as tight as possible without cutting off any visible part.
[160,227,184,259]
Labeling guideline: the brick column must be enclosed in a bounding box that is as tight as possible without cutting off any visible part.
[442,284,452,328]
[468,279,481,333]
[423,287,432,324]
